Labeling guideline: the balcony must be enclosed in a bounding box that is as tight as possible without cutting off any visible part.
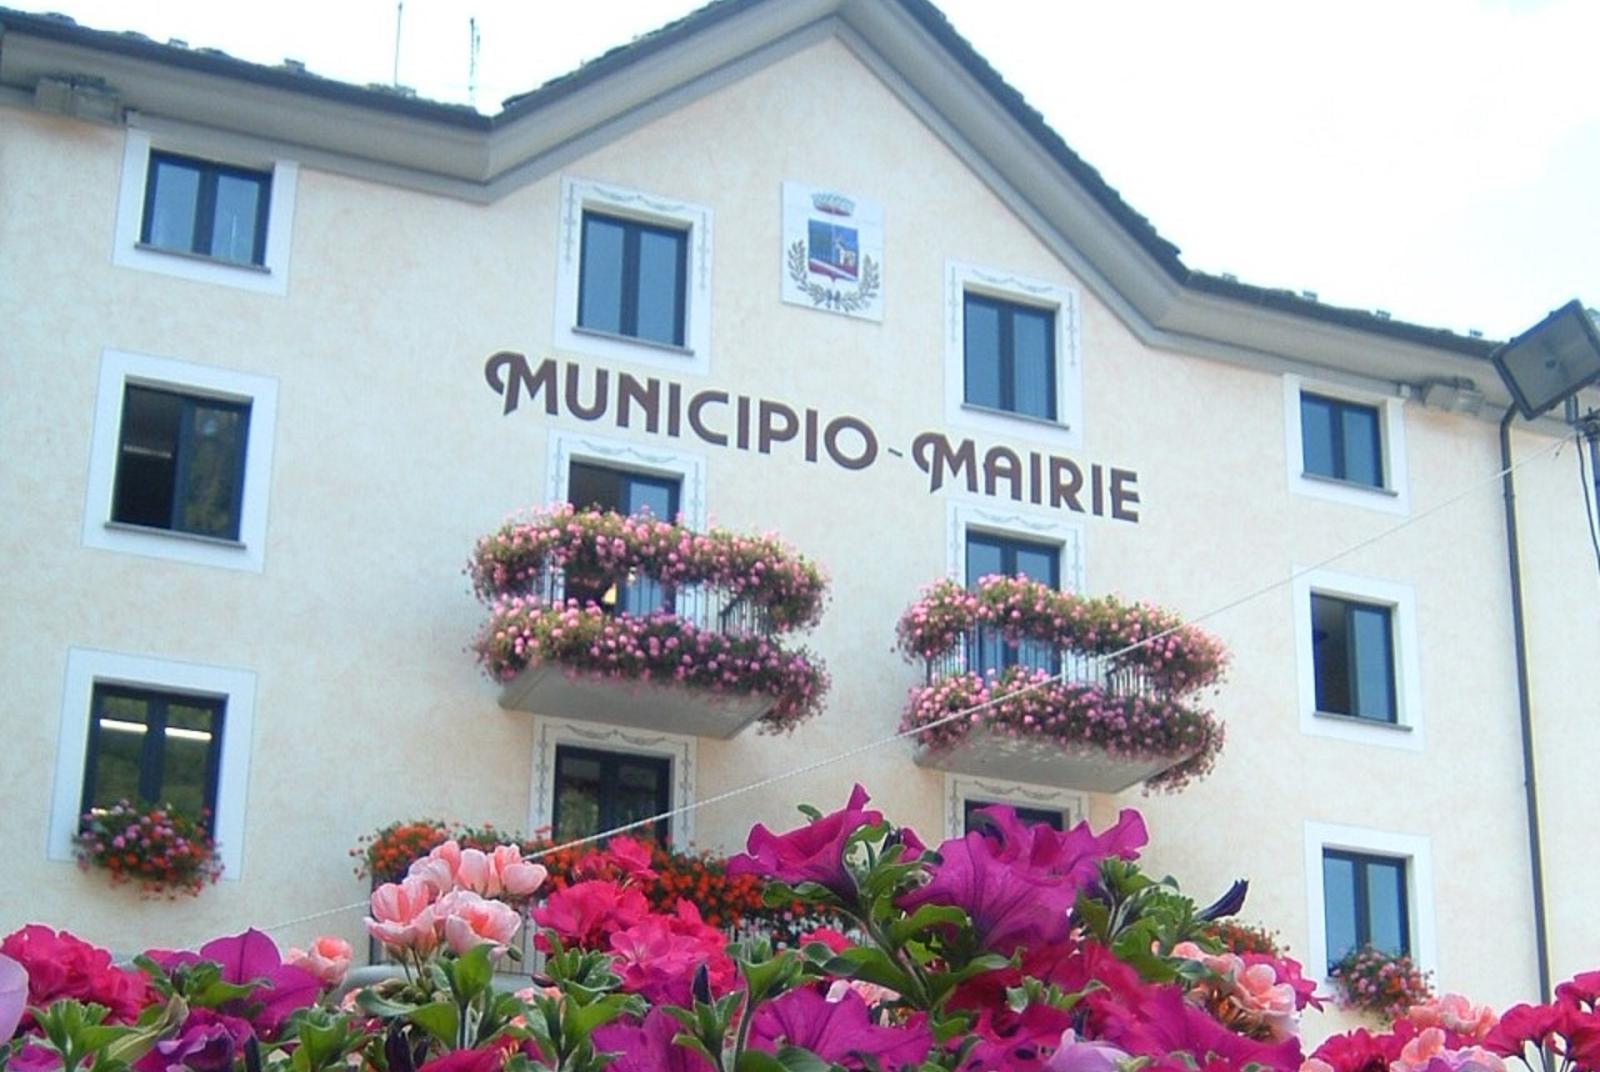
[898,577,1228,794]
[471,505,829,738]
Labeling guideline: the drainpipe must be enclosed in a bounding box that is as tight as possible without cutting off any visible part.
[1499,406,1552,1003]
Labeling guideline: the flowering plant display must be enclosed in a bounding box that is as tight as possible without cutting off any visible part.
[1329,944,1437,1022]
[470,505,830,733]
[7,786,1591,1072]
[897,576,1229,791]
[73,800,223,899]
[351,818,454,883]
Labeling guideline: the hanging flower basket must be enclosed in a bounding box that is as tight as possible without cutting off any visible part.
[74,800,222,899]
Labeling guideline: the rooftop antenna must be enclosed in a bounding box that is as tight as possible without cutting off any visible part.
[392,0,404,87]
[468,16,480,109]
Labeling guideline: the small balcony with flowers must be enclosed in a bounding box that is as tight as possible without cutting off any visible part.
[897,575,1228,793]
[469,504,829,738]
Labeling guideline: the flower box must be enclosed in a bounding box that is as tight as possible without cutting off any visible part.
[913,727,1199,794]
[497,662,774,739]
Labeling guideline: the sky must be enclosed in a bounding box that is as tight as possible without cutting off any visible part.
[16,0,1598,340]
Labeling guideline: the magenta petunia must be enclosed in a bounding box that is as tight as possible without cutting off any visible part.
[592,1008,714,1072]
[726,784,882,903]
[748,986,932,1070]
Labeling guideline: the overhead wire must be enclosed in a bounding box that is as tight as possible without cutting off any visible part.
[247,433,1568,941]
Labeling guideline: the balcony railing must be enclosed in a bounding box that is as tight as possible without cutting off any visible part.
[924,629,1157,700]
[531,563,777,640]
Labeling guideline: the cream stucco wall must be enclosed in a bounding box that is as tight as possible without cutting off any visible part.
[3,33,1596,1039]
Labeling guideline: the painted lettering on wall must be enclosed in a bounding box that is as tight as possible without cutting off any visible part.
[484,352,1139,523]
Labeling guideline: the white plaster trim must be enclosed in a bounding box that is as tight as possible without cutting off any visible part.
[946,499,1086,593]
[944,261,1082,449]
[527,715,698,846]
[942,774,1085,840]
[48,648,257,878]
[112,129,298,296]
[1303,821,1437,983]
[82,349,279,573]
[554,177,713,375]
[82,350,278,571]
[1283,375,1410,515]
[1292,568,1424,752]
[544,429,707,530]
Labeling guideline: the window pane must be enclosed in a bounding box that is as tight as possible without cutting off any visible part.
[553,750,604,842]
[160,701,219,819]
[211,173,265,264]
[613,755,671,844]
[622,475,677,521]
[965,536,1004,586]
[1365,859,1408,955]
[175,400,248,539]
[1349,604,1396,722]
[1323,853,1358,962]
[1301,395,1337,479]
[113,386,182,529]
[1010,307,1054,420]
[87,692,151,810]
[963,298,1002,409]
[635,228,685,346]
[1012,545,1058,586]
[568,462,625,513]
[146,159,200,252]
[1341,405,1383,488]
[579,216,626,335]
[1311,594,1352,715]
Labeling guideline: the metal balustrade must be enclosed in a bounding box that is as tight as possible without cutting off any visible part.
[531,563,775,638]
[923,629,1156,699]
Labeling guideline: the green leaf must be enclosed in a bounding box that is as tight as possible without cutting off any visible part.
[821,947,913,994]
[406,1002,460,1047]
[357,992,421,1019]
[771,1045,833,1072]
[447,945,495,1005]
[888,904,968,946]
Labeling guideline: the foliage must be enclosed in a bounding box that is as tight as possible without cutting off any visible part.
[73,801,222,899]
[1329,944,1436,1021]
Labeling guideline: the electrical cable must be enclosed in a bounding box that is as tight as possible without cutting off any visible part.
[1578,429,1600,578]
[247,434,1568,941]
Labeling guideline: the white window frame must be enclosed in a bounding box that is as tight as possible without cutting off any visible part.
[1284,376,1409,514]
[947,500,1086,593]
[944,262,1082,449]
[1292,567,1424,751]
[48,648,256,878]
[529,715,698,846]
[545,430,707,529]
[942,774,1085,840]
[112,128,298,296]
[554,177,713,374]
[1304,820,1436,982]
[83,348,279,573]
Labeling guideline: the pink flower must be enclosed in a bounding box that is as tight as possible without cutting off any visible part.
[727,784,882,903]
[1047,1030,1132,1072]
[437,891,522,958]
[1,925,151,1024]
[0,952,26,1044]
[749,986,932,1070]
[532,880,648,951]
[489,845,549,897]
[284,937,352,989]
[366,877,439,955]
[1409,994,1499,1043]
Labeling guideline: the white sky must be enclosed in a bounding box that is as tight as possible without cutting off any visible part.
[18,0,1598,339]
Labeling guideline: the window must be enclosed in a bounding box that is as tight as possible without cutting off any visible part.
[555,178,712,372]
[81,685,224,826]
[1310,594,1396,722]
[966,531,1059,676]
[944,263,1082,448]
[1301,393,1383,488]
[552,745,672,845]
[1293,569,1422,749]
[112,385,251,541]
[566,461,681,614]
[964,798,1064,833]
[141,152,271,266]
[942,774,1083,839]
[113,130,298,294]
[964,294,1056,420]
[579,213,687,347]
[1322,849,1409,963]
[84,350,279,572]
[50,649,257,876]
[1283,378,1409,514]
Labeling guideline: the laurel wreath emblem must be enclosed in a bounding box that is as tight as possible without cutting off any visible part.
[787,240,881,314]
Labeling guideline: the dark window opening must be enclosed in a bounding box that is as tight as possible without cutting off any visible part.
[112,384,250,540]
[578,212,688,347]
[552,745,671,846]
[963,799,1066,834]
[963,293,1056,420]
[566,462,680,614]
[1311,593,1397,722]
[141,151,271,266]
[966,531,1060,676]
[1323,849,1409,963]
[81,684,225,828]
[1301,392,1384,488]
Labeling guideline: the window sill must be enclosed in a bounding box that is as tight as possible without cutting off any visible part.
[960,402,1072,433]
[134,243,271,275]
[1314,710,1411,732]
[1299,472,1398,497]
[571,325,694,358]
[105,521,247,550]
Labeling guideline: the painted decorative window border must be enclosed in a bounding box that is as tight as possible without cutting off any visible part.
[942,774,1085,841]
[48,647,256,878]
[545,429,708,530]
[554,177,713,374]
[1303,820,1436,982]
[1283,375,1410,515]
[82,348,279,573]
[944,261,1082,449]
[528,715,698,846]
[113,128,298,296]
[946,500,1086,594]
[1291,567,1424,752]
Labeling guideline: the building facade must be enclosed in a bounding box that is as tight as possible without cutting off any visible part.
[2,0,1596,1035]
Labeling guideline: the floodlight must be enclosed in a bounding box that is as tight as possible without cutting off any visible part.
[1491,299,1600,420]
